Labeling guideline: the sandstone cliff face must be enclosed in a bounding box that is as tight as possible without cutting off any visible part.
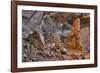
[22,10,90,62]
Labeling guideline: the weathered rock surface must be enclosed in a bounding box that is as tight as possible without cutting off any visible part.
[22,11,44,38]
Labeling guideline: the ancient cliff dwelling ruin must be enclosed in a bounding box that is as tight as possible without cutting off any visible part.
[22,10,90,62]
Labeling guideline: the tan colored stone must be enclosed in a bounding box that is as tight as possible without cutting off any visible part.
[63,18,84,56]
